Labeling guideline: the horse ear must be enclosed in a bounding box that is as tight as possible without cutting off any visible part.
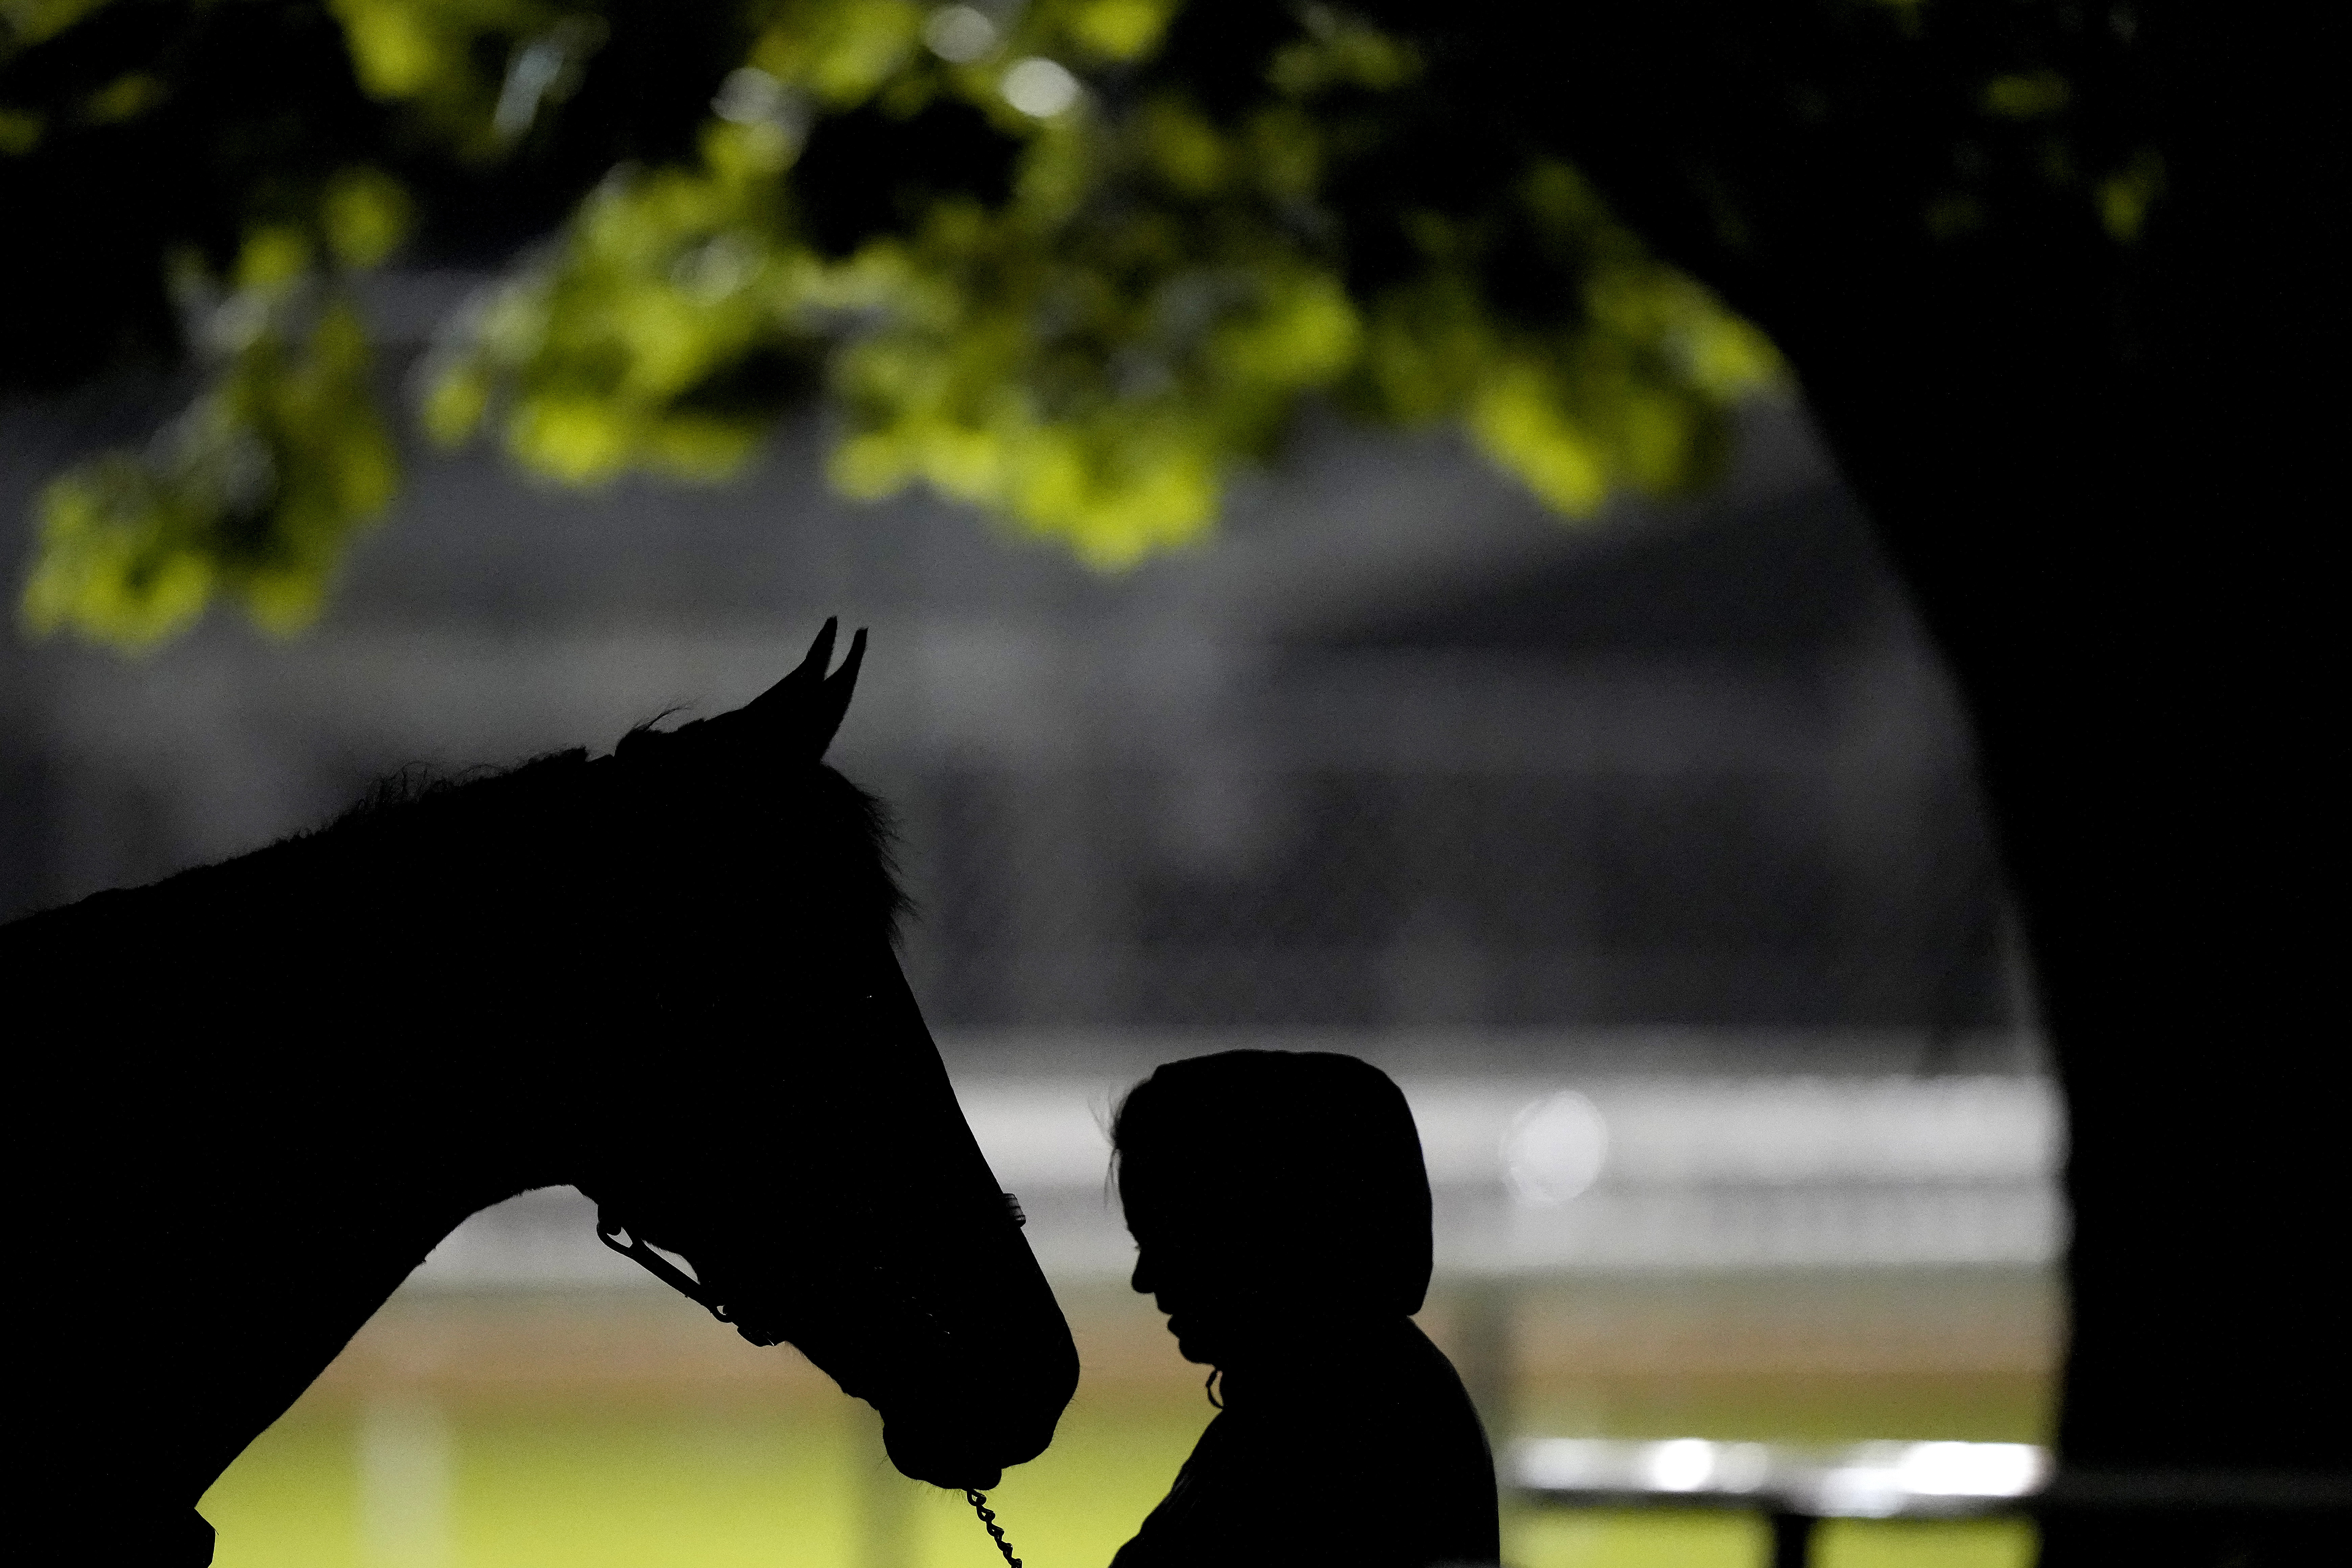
[752,618,838,711]
[745,618,866,759]
[808,625,866,756]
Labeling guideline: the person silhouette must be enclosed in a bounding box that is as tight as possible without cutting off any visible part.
[1108,1050,1500,1568]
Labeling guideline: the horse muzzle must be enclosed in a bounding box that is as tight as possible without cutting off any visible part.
[879,1409,1036,1492]
[874,1360,1071,1490]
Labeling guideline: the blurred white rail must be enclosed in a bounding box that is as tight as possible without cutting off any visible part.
[406,1075,2062,1289]
[1514,1436,2050,1518]
[968,1075,2062,1278]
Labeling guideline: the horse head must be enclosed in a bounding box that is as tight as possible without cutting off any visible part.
[569,621,1077,1488]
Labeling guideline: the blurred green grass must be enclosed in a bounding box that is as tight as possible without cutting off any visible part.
[201,1389,1206,1568]
[202,1388,2039,1568]
[203,1399,2036,1568]
[198,1279,2048,1568]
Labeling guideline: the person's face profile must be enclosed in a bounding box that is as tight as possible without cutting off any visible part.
[1131,1243,1248,1367]
[1121,1146,1246,1363]
[1121,1149,1207,1297]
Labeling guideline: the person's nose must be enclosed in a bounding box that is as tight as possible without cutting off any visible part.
[1130,1253,1155,1294]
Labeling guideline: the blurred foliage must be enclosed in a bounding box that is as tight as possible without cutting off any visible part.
[19,176,410,646]
[3,0,2160,643]
[426,0,1775,566]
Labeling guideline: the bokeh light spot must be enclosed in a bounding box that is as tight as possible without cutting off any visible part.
[1002,57,1080,118]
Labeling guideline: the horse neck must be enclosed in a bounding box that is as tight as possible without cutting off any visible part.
[9,750,606,1215]
[4,753,654,1517]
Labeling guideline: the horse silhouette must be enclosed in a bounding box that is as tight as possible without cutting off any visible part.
[3,620,1079,1565]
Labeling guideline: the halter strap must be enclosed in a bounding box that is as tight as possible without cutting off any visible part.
[593,1193,1027,1334]
[594,1207,737,1325]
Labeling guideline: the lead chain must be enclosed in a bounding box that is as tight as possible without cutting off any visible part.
[964,1489,1022,1568]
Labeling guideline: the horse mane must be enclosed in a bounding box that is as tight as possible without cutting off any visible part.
[324,755,577,831]
[295,746,595,852]
[305,721,912,942]
[3,715,909,948]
